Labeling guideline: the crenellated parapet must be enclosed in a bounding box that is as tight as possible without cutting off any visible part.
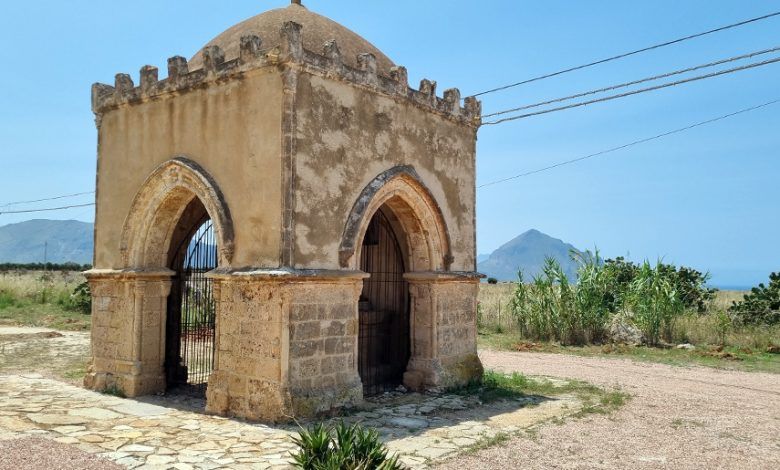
[91,21,481,127]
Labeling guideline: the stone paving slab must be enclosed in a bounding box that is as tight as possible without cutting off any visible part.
[0,374,581,469]
[0,374,297,469]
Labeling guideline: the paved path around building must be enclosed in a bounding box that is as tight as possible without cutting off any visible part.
[0,328,583,469]
[436,350,780,470]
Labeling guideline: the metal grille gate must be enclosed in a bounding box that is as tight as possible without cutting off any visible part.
[359,210,410,396]
[166,217,217,392]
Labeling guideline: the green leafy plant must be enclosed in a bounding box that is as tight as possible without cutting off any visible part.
[487,277,498,285]
[713,310,732,346]
[729,272,780,325]
[69,281,92,314]
[602,257,714,312]
[101,385,126,398]
[291,422,404,470]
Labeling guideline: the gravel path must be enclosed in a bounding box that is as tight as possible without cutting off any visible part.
[439,350,780,470]
[0,437,122,470]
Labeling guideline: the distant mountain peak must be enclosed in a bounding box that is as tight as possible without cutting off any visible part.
[479,229,581,281]
[0,219,93,264]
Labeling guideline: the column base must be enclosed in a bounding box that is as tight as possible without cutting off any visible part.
[206,371,296,423]
[83,366,165,397]
[404,353,483,391]
[290,376,364,417]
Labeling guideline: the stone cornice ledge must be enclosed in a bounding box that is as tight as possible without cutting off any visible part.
[84,268,176,280]
[404,271,485,282]
[207,267,370,282]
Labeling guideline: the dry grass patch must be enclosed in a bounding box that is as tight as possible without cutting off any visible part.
[0,271,90,331]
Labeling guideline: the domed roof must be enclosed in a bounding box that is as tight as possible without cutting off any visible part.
[190,2,396,75]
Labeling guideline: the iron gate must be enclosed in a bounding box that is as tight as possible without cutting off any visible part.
[166,217,217,392]
[359,210,410,396]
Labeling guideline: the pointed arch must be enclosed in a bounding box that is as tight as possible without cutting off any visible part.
[120,157,235,268]
[339,165,452,272]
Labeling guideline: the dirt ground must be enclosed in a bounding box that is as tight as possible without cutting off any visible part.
[3,326,778,469]
[437,350,780,470]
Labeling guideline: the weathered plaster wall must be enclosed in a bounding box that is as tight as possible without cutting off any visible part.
[94,69,285,270]
[291,73,477,272]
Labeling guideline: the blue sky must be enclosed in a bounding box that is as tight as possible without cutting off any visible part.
[0,1,778,287]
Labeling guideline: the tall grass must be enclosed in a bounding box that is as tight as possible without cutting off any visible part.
[509,254,617,345]
[480,254,779,349]
[627,261,684,345]
[0,271,80,306]
[0,271,91,329]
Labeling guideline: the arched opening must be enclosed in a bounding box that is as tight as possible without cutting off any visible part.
[358,207,410,395]
[164,197,218,394]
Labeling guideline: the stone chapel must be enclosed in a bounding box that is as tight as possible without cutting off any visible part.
[85,0,483,421]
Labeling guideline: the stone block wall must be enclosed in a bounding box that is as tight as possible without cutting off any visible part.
[433,281,482,383]
[83,270,172,397]
[286,279,364,416]
[205,279,288,421]
[204,272,364,422]
[404,274,482,391]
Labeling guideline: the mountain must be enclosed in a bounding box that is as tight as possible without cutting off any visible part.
[0,219,93,264]
[478,229,582,281]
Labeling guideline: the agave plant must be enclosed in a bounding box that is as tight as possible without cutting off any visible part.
[291,422,404,470]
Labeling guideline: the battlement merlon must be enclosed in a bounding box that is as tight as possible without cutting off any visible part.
[90,21,482,127]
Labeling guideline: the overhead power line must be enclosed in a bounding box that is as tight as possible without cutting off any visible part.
[482,56,780,125]
[482,46,780,119]
[0,203,95,215]
[472,10,780,97]
[0,191,95,208]
[478,98,780,189]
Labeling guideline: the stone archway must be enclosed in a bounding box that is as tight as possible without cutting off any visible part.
[339,165,452,273]
[356,207,410,395]
[120,157,234,270]
[341,166,465,392]
[84,157,234,398]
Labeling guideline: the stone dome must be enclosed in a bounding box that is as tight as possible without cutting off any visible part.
[190,2,396,76]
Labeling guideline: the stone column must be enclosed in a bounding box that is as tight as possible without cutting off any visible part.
[403,272,483,391]
[205,274,289,421]
[284,272,366,417]
[204,269,366,422]
[83,269,173,397]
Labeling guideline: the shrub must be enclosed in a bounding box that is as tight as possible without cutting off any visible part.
[69,282,92,314]
[486,277,498,285]
[729,272,780,325]
[291,422,404,470]
[0,289,17,309]
[602,257,714,312]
